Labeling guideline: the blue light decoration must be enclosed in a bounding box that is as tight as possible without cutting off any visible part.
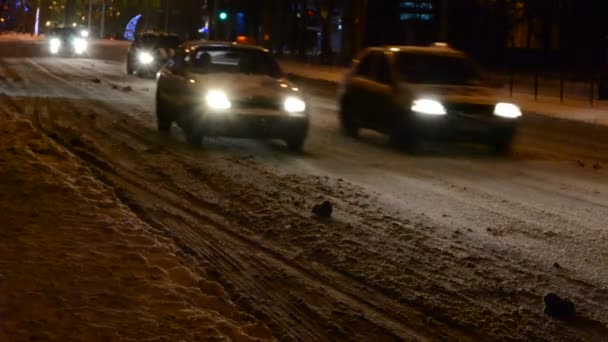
[34,6,40,35]
[124,14,142,41]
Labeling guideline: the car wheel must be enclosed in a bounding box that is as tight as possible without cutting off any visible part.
[184,128,204,147]
[156,95,172,133]
[390,116,419,153]
[127,61,134,75]
[285,138,305,152]
[391,132,419,153]
[490,138,513,156]
[340,96,359,138]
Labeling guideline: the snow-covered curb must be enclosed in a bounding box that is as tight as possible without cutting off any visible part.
[0,32,44,41]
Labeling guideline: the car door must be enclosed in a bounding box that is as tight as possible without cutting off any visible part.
[159,47,189,110]
[360,52,395,130]
[347,51,378,128]
[373,52,400,132]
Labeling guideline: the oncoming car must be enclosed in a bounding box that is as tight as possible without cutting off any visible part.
[46,27,88,56]
[339,45,522,154]
[127,33,182,77]
[156,42,309,151]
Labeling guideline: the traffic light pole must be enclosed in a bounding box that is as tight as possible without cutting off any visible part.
[211,0,218,39]
[100,0,105,38]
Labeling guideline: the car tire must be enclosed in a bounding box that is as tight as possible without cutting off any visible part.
[156,95,172,133]
[490,138,513,156]
[285,138,305,152]
[340,96,359,138]
[184,128,204,147]
[127,61,134,75]
[391,132,419,153]
[390,116,419,153]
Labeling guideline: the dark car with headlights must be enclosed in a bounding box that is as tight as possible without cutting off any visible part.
[47,27,89,56]
[156,42,309,150]
[339,45,521,154]
[127,33,182,77]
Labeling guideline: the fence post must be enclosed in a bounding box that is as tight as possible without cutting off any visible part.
[534,72,539,101]
[590,76,595,106]
[509,70,513,97]
[560,72,564,104]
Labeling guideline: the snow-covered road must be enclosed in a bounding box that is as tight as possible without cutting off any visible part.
[1,41,608,341]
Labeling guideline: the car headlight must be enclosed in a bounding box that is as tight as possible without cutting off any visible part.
[49,38,61,53]
[80,29,89,38]
[284,96,306,114]
[138,52,154,65]
[411,99,447,116]
[205,90,231,110]
[73,38,88,53]
[494,102,521,119]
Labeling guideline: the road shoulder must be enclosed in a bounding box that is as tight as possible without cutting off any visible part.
[0,118,273,341]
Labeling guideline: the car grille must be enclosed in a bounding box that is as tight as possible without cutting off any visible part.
[235,96,280,110]
[447,103,495,117]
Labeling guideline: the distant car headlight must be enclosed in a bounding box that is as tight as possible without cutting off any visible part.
[494,102,522,119]
[138,52,154,65]
[284,96,306,114]
[205,90,231,110]
[49,38,61,54]
[73,37,88,54]
[80,29,89,38]
[411,99,447,116]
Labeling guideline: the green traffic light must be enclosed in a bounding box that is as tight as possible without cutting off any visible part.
[219,12,228,21]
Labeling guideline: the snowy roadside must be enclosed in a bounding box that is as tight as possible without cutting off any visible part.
[0,118,273,341]
[0,32,44,41]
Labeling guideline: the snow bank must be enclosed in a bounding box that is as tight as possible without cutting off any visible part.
[0,32,44,41]
[0,118,273,341]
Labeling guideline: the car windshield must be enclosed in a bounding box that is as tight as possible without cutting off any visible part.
[396,53,482,85]
[186,47,282,78]
[138,35,181,49]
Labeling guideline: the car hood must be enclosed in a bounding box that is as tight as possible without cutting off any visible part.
[187,73,300,100]
[403,83,504,105]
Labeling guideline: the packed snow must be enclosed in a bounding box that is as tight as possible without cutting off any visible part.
[1,40,608,341]
[0,117,273,341]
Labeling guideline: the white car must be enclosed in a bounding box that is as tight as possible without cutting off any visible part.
[47,28,88,56]
[156,42,309,151]
[339,44,522,154]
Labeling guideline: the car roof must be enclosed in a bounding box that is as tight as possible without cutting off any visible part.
[181,40,269,52]
[368,45,468,58]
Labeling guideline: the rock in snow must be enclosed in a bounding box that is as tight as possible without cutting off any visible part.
[544,292,576,320]
[312,201,333,219]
